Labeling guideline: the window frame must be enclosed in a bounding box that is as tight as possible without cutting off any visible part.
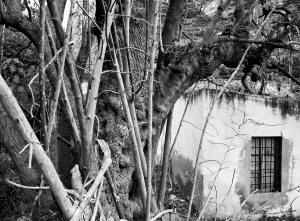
[250,136,282,193]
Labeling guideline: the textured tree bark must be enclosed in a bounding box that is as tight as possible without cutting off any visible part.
[161,0,186,47]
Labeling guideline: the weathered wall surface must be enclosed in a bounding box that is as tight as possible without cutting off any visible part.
[165,89,300,218]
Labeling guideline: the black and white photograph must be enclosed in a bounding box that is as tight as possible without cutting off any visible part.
[0,0,299,220]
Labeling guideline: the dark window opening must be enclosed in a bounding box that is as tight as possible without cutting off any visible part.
[251,137,282,193]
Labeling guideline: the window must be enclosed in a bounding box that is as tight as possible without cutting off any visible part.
[251,137,282,193]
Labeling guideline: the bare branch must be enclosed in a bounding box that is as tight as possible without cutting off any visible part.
[6,179,50,190]
[146,0,160,219]
[216,36,298,51]
[70,140,112,221]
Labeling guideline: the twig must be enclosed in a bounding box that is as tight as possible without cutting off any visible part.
[270,62,300,85]
[214,169,235,219]
[70,140,112,221]
[251,185,300,214]
[105,169,126,219]
[216,37,297,51]
[43,41,74,71]
[45,0,74,153]
[117,3,151,200]
[196,147,232,221]
[187,8,277,220]
[29,175,45,219]
[171,212,196,221]
[266,210,296,215]
[57,134,73,147]
[6,179,50,190]
[113,13,153,27]
[38,0,47,153]
[90,179,104,221]
[47,0,88,175]
[183,120,215,137]
[157,108,173,210]
[76,1,102,35]
[28,72,39,118]
[113,4,149,187]
[18,142,34,168]
[233,189,258,220]
[111,46,149,57]
[23,0,32,21]
[109,36,147,207]
[151,209,173,221]
[169,83,197,159]
[12,41,32,58]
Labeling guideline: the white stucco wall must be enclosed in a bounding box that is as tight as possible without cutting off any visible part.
[168,89,300,218]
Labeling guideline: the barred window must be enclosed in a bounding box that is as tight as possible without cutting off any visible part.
[251,137,282,193]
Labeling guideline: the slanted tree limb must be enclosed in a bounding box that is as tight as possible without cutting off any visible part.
[151,209,173,221]
[45,0,74,154]
[120,0,148,178]
[38,0,47,153]
[157,107,173,210]
[113,4,159,212]
[270,61,300,85]
[47,0,89,176]
[109,36,147,207]
[169,83,197,159]
[0,71,75,220]
[90,178,104,221]
[6,179,50,190]
[45,17,82,150]
[105,169,126,219]
[70,164,92,220]
[216,36,297,51]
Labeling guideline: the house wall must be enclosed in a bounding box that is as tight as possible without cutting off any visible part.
[169,89,300,218]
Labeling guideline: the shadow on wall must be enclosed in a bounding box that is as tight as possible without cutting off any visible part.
[170,153,203,210]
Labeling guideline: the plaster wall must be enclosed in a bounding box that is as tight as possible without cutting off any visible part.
[168,89,300,218]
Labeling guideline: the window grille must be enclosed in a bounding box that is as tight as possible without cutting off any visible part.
[251,137,282,192]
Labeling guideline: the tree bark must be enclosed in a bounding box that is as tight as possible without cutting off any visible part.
[161,0,186,48]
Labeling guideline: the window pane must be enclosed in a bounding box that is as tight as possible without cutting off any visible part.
[266,138,272,148]
[250,137,282,192]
